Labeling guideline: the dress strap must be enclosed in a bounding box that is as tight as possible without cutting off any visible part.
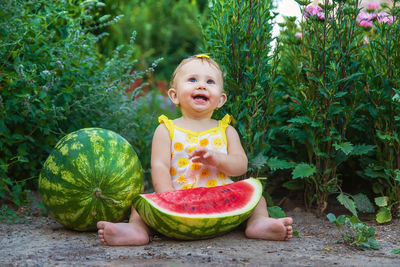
[219,114,231,146]
[219,114,232,129]
[158,115,174,140]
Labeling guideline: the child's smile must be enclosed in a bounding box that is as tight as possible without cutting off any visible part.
[192,92,209,104]
[168,60,226,117]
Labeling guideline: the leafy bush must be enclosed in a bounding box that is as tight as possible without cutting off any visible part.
[202,0,286,177]
[276,0,376,214]
[356,1,400,221]
[0,0,159,204]
[95,0,204,80]
[97,90,178,190]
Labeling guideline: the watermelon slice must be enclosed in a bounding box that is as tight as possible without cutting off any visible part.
[133,178,262,240]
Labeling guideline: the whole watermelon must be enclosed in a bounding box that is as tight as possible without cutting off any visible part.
[39,128,144,231]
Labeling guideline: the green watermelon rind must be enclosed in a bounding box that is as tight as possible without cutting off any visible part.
[133,178,262,240]
[39,128,144,231]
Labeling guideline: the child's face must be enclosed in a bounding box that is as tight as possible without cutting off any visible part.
[168,60,226,117]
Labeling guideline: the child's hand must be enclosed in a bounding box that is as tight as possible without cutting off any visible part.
[188,147,222,167]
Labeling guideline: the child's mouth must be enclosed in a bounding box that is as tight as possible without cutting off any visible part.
[192,94,209,103]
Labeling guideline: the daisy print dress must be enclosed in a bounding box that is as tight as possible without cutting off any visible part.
[158,114,234,190]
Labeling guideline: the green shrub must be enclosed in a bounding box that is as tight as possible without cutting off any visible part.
[0,0,158,204]
[276,0,376,214]
[97,90,178,190]
[356,1,400,221]
[202,0,286,177]
[95,0,204,80]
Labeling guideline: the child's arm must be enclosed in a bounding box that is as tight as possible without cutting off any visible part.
[151,124,175,193]
[189,125,248,177]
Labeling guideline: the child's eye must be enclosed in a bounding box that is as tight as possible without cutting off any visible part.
[189,77,197,82]
[207,79,215,84]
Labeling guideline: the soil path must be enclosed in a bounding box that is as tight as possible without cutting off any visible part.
[1,207,400,266]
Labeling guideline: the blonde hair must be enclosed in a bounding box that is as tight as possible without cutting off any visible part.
[169,55,224,89]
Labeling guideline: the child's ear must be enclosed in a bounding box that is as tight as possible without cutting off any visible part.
[168,88,179,105]
[217,92,227,108]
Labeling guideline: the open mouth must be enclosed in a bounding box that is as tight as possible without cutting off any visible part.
[192,94,209,103]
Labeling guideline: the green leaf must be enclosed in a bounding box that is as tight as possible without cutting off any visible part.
[351,144,376,156]
[395,170,400,182]
[267,157,295,171]
[374,196,389,207]
[327,213,336,223]
[288,116,312,125]
[333,142,353,155]
[376,130,394,141]
[376,207,392,224]
[364,167,387,179]
[282,179,304,191]
[267,206,286,218]
[99,14,111,22]
[367,237,380,250]
[292,230,301,238]
[353,193,375,213]
[292,163,316,179]
[337,193,358,217]
[391,249,400,254]
[336,215,346,225]
[249,153,268,170]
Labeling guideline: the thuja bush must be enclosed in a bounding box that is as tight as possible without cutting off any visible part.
[0,0,158,205]
[202,0,289,177]
[276,0,377,214]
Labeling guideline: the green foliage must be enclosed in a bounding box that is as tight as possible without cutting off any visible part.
[336,192,375,217]
[327,213,380,250]
[0,205,24,223]
[392,249,400,254]
[357,1,400,221]
[202,0,283,178]
[276,0,376,214]
[374,196,393,223]
[0,0,159,204]
[267,206,286,218]
[292,163,316,179]
[352,193,375,214]
[95,0,204,80]
[97,90,178,189]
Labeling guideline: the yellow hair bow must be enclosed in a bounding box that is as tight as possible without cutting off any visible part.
[195,54,210,59]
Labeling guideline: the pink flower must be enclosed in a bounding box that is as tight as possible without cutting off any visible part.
[360,20,373,28]
[317,12,325,20]
[367,3,380,11]
[295,32,302,38]
[357,11,373,23]
[304,5,325,20]
[377,12,395,25]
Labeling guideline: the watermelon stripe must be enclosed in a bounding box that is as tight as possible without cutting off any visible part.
[39,128,143,231]
[134,178,261,240]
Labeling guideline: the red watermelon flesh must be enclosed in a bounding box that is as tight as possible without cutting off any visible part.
[144,180,254,215]
[134,178,262,240]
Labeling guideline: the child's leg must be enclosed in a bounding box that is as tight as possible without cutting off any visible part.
[245,196,293,241]
[97,205,151,246]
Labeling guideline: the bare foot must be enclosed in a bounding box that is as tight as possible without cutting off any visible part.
[97,221,149,246]
[245,217,293,241]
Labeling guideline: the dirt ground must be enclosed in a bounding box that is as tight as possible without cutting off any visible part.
[1,194,400,267]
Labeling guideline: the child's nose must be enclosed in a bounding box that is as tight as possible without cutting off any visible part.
[197,81,207,89]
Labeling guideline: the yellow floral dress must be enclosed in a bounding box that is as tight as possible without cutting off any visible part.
[158,114,234,190]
